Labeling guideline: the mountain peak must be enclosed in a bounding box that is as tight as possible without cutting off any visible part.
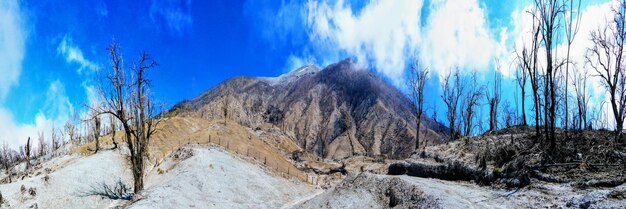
[173,59,447,159]
[261,64,321,86]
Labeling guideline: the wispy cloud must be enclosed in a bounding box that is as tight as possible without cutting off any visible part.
[57,35,99,74]
[0,0,74,149]
[421,0,500,76]
[305,0,423,85]
[0,81,73,149]
[0,0,27,101]
[150,0,193,35]
[263,0,503,85]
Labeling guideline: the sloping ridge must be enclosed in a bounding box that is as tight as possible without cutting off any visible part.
[172,58,448,159]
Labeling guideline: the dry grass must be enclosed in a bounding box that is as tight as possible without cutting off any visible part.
[75,117,310,182]
[418,126,626,187]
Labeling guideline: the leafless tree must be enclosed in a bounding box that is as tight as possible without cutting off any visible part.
[64,115,76,146]
[515,61,528,126]
[441,69,463,141]
[38,131,47,158]
[407,59,429,150]
[535,0,566,150]
[25,137,31,169]
[1,142,13,183]
[91,109,102,154]
[109,114,118,150]
[95,41,160,193]
[502,101,516,128]
[586,0,626,138]
[462,71,484,136]
[572,65,590,129]
[51,124,61,153]
[563,0,583,134]
[517,5,543,137]
[487,60,503,131]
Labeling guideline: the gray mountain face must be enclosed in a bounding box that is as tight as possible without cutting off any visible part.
[171,59,448,159]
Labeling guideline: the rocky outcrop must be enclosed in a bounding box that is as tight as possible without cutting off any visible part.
[291,172,442,209]
[171,59,448,159]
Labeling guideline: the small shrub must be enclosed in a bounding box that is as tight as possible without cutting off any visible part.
[157,168,165,175]
[0,190,4,204]
[80,179,133,200]
[28,187,36,196]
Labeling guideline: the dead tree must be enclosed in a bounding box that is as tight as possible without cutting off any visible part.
[517,6,542,137]
[586,0,626,137]
[38,131,46,158]
[109,114,118,150]
[535,0,565,150]
[462,71,484,136]
[502,101,516,128]
[222,92,230,125]
[563,0,582,134]
[515,61,528,126]
[96,41,160,193]
[487,60,502,131]
[64,116,76,146]
[572,66,590,129]
[127,50,160,193]
[92,111,101,154]
[51,124,60,153]
[1,142,13,183]
[25,137,31,169]
[407,60,429,150]
[441,69,463,141]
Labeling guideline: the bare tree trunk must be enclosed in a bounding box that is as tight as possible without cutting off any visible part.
[25,137,31,170]
[488,60,502,131]
[441,69,463,141]
[93,114,101,153]
[96,41,160,194]
[407,60,429,150]
[535,0,565,150]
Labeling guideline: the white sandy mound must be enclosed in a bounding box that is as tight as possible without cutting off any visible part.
[127,145,317,209]
[0,150,131,209]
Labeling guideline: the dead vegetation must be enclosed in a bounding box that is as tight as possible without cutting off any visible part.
[79,179,133,200]
[391,126,626,189]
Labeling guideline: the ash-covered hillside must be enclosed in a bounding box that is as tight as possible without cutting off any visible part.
[171,59,448,159]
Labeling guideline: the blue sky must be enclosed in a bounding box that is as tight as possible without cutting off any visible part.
[0,0,614,148]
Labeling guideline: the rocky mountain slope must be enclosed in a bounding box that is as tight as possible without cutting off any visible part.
[171,58,448,159]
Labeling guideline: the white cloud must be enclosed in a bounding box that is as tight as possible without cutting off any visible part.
[0,0,26,101]
[421,0,498,76]
[150,0,193,35]
[302,0,503,83]
[0,81,72,149]
[305,0,423,84]
[57,35,99,74]
[284,54,317,73]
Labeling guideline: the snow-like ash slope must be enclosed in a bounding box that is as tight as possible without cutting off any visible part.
[293,172,626,209]
[172,58,448,159]
[128,145,317,209]
[0,150,131,208]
